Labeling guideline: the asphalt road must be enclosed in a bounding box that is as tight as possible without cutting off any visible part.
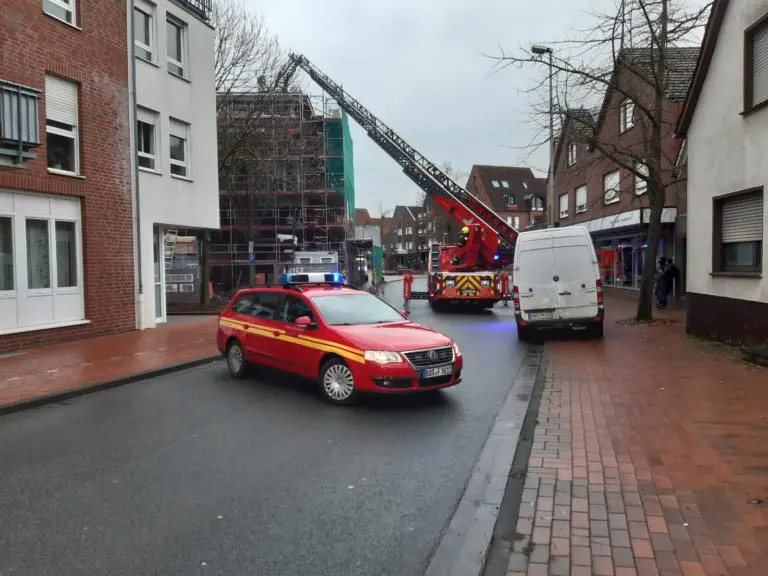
[0,279,527,576]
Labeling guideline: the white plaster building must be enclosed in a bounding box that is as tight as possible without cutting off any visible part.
[676,0,768,344]
[128,0,218,328]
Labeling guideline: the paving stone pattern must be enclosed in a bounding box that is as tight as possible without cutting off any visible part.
[506,293,768,576]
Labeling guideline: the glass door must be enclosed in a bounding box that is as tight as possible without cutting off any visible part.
[153,226,165,323]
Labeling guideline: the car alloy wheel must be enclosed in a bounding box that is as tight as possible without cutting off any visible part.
[320,359,357,405]
[227,340,247,378]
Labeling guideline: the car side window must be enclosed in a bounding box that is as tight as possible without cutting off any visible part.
[249,292,286,321]
[282,295,315,324]
[231,293,256,315]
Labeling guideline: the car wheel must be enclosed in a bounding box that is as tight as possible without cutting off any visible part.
[226,339,248,379]
[319,357,359,406]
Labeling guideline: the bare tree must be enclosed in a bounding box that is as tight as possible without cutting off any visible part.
[491,0,711,322]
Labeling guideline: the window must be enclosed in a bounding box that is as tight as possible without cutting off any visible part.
[635,163,649,195]
[45,75,79,175]
[43,0,74,25]
[169,118,189,177]
[231,293,255,315]
[620,99,635,132]
[567,142,577,166]
[134,4,154,62]
[310,293,404,326]
[714,189,764,273]
[559,193,569,219]
[575,185,587,213]
[137,107,157,171]
[26,219,51,290]
[745,16,768,109]
[283,295,315,324]
[492,180,500,188]
[501,180,510,188]
[250,292,286,320]
[0,80,41,160]
[603,170,620,204]
[0,217,13,291]
[504,193,516,205]
[406,226,412,234]
[55,221,77,288]
[514,216,520,228]
[531,197,544,212]
[166,17,186,77]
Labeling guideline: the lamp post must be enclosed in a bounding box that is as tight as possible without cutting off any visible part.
[531,44,554,227]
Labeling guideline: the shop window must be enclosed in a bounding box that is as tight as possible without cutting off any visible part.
[55,221,77,288]
[713,188,763,273]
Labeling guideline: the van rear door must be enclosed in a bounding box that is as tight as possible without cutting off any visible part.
[551,236,599,319]
[515,236,559,321]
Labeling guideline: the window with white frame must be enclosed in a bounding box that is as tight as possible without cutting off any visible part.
[635,162,649,195]
[531,196,544,212]
[575,185,587,213]
[620,99,635,133]
[0,191,84,333]
[166,17,187,77]
[603,170,620,204]
[134,2,155,63]
[406,226,412,234]
[43,0,75,25]
[137,107,158,171]
[567,142,577,166]
[504,194,516,205]
[0,217,13,292]
[501,180,510,188]
[514,216,520,228]
[169,118,189,177]
[559,193,569,219]
[45,75,79,175]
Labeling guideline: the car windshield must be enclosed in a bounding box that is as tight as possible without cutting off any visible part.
[310,293,405,326]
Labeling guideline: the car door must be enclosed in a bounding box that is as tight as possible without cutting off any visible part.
[514,236,559,322]
[244,291,287,368]
[228,292,259,359]
[277,295,322,376]
[551,237,600,320]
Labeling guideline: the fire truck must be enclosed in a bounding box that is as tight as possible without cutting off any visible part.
[278,55,519,310]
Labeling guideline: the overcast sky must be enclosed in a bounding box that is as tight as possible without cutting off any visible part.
[246,0,648,216]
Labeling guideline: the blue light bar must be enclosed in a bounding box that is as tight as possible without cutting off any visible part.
[279,272,344,285]
[492,253,501,261]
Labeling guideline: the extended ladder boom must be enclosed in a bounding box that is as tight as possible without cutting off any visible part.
[287,54,520,257]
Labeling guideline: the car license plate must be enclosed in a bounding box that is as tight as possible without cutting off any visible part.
[528,311,555,321]
[422,364,453,379]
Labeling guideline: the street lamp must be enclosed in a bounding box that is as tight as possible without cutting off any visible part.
[531,44,554,227]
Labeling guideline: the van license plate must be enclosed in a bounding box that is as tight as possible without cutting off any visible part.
[528,311,554,321]
[422,365,453,379]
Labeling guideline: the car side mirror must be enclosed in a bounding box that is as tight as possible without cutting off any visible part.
[399,309,409,319]
[295,315,316,328]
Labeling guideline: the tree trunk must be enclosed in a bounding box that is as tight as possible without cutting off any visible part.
[636,190,665,321]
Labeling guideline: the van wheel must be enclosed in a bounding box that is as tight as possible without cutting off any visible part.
[592,324,604,339]
[517,325,529,342]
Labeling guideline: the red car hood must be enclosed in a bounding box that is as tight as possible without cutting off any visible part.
[334,321,452,352]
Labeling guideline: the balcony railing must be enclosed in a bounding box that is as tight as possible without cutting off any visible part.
[174,0,212,20]
[0,79,41,162]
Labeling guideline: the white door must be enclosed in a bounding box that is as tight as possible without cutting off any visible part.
[515,237,558,320]
[551,240,599,319]
[153,226,165,323]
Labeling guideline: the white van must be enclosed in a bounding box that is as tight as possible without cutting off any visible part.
[512,226,604,341]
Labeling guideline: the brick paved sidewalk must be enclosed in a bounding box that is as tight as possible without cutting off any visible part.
[505,293,768,576]
[0,317,219,411]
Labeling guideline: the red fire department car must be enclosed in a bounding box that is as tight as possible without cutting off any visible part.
[216,272,463,405]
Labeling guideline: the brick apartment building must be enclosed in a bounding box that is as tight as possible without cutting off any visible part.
[0,0,133,351]
[465,165,546,230]
[552,47,697,294]
[383,205,425,270]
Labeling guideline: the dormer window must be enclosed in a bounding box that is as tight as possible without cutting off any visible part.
[620,99,635,133]
[504,194,516,205]
[501,180,510,188]
[567,142,577,166]
[492,180,500,187]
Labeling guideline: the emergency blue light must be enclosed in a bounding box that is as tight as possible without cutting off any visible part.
[279,272,344,285]
[492,253,501,261]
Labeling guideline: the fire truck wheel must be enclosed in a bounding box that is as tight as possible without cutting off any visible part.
[430,300,445,312]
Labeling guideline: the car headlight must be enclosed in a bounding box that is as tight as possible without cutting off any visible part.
[453,342,461,356]
[364,350,402,364]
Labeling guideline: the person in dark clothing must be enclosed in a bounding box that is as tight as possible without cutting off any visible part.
[662,259,680,304]
[655,258,668,309]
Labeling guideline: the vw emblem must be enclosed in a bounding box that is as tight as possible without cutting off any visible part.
[428,350,438,361]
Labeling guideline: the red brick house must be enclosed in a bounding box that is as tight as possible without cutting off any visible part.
[383,205,425,270]
[466,165,547,231]
[551,47,697,294]
[0,0,133,351]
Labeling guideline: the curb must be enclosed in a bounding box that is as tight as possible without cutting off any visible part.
[423,344,544,576]
[0,354,223,417]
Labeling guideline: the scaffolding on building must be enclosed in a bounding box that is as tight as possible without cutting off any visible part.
[209,91,355,295]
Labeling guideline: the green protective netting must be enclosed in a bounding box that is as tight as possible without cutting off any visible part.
[324,112,355,219]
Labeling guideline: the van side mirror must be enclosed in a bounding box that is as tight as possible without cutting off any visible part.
[295,315,316,328]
